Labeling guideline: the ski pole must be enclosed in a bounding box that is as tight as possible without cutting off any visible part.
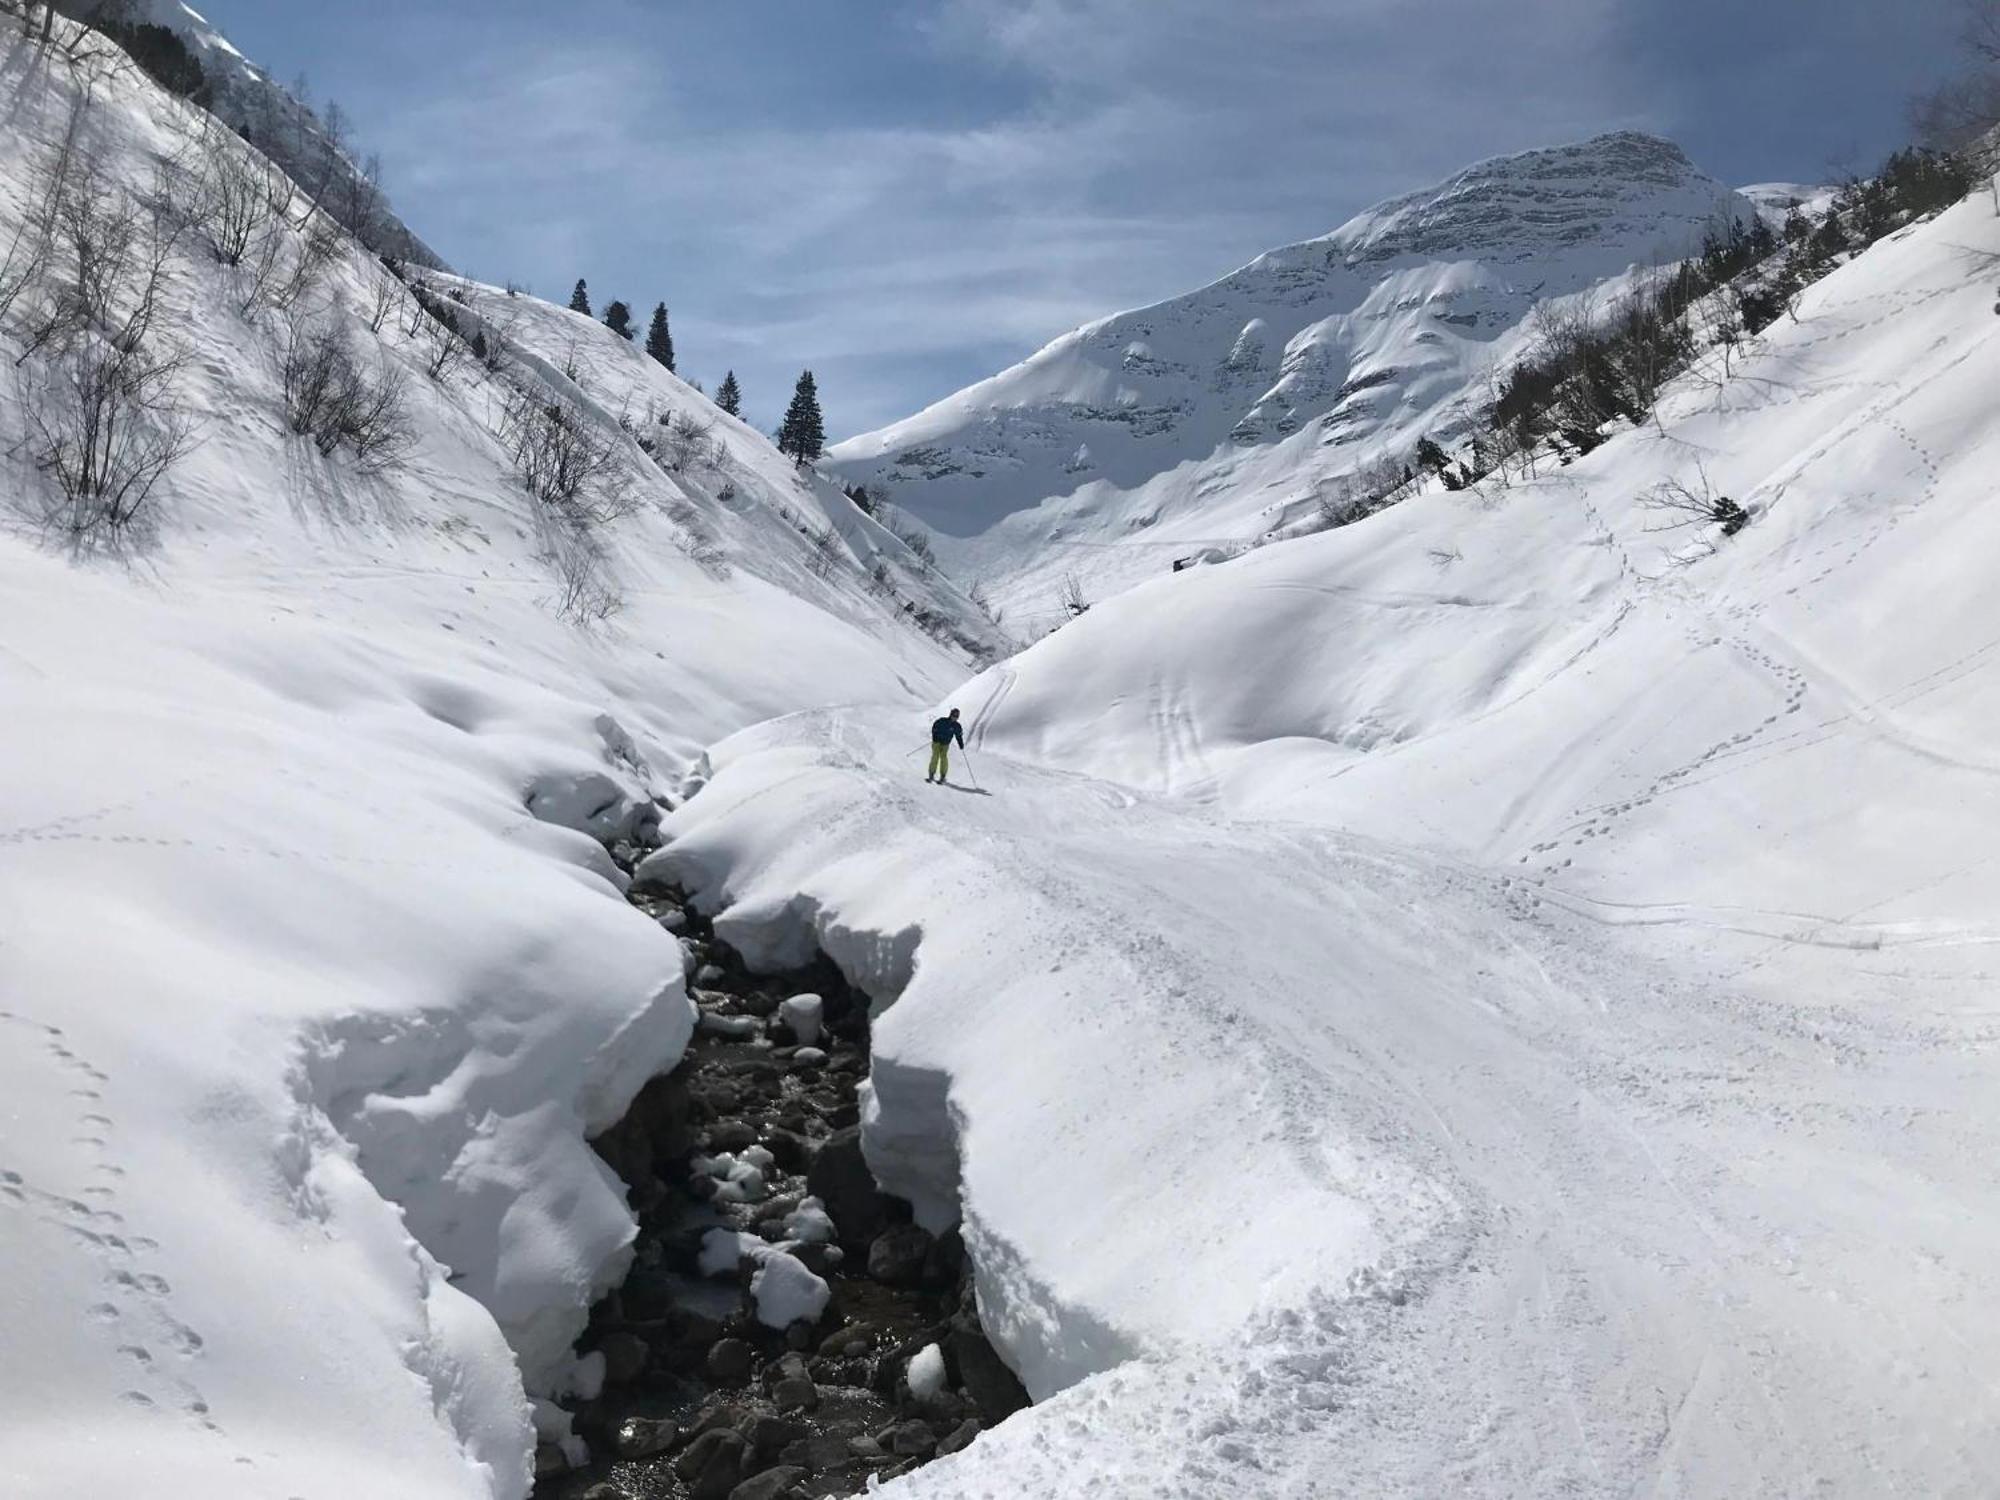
[960,748,982,791]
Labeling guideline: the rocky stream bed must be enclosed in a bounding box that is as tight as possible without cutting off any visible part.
[530,861,1027,1500]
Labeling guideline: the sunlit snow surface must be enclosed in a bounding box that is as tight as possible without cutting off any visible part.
[0,21,974,1498]
[668,179,2000,1497]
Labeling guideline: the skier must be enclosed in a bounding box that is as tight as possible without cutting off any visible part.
[926,708,964,784]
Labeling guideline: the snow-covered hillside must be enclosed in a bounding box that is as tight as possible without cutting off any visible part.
[0,17,989,1498]
[831,132,1752,629]
[669,158,2000,1495]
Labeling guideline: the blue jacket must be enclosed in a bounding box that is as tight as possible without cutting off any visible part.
[931,716,964,747]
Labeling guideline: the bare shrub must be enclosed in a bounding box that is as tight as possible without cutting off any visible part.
[363,272,401,334]
[656,408,712,472]
[546,528,624,626]
[407,282,469,382]
[193,132,289,268]
[27,335,196,544]
[805,522,843,579]
[502,384,631,525]
[1641,464,1749,536]
[15,125,187,366]
[0,113,74,330]
[1059,572,1089,617]
[279,315,415,473]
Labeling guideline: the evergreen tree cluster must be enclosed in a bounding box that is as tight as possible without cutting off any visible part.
[569,281,678,371]
[100,20,212,106]
[563,279,843,458]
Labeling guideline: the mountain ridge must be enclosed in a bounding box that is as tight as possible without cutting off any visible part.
[829,130,1754,625]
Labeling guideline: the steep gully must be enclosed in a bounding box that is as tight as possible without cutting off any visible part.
[532,850,1027,1500]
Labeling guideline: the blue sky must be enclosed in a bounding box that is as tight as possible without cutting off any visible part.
[194,0,1965,438]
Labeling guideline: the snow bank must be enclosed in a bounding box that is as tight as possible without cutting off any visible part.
[0,24,971,1499]
[663,178,2000,1495]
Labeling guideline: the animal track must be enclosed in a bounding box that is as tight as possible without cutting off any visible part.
[0,1017,220,1434]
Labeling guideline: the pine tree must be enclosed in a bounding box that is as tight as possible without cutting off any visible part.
[644,303,675,370]
[777,370,825,464]
[715,370,742,417]
[603,300,635,340]
[568,279,591,316]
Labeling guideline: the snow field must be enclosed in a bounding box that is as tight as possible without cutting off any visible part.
[660,176,2000,1496]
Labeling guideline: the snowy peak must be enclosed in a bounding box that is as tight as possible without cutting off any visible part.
[1321,132,1732,266]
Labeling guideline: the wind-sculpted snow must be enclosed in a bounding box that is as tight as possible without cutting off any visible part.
[832,132,1752,629]
[669,176,2000,1496]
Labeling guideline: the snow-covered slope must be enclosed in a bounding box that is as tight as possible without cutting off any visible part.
[832,132,1752,629]
[668,162,2000,1496]
[0,23,987,1499]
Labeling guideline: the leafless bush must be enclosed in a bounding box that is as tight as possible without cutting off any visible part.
[15,126,187,366]
[418,306,466,381]
[27,335,196,544]
[192,132,292,269]
[546,528,624,626]
[502,384,632,525]
[805,522,843,579]
[0,114,73,331]
[656,408,712,473]
[1314,451,1418,529]
[363,268,402,333]
[1059,572,1089,617]
[243,206,343,317]
[279,315,414,473]
[1641,464,1749,536]
[889,519,936,569]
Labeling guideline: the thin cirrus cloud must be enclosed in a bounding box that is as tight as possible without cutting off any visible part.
[206,0,1962,438]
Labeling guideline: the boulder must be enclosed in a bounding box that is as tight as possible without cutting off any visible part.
[780,1432,856,1473]
[760,1127,817,1173]
[805,1129,897,1247]
[594,1331,651,1386]
[885,1419,938,1458]
[727,1468,807,1500]
[677,1428,750,1500]
[947,1325,1030,1423]
[867,1224,934,1287]
[772,1375,820,1414]
[706,1118,759,1152]
[746,1413,807,1456]
[612,1415,679,1459]
[937,1417,982,1456]
[706,1337,756,1387]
